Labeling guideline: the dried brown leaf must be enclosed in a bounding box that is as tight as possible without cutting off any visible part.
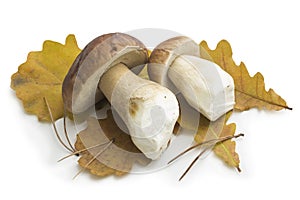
[75,110,150,177]
[200,40,291,111]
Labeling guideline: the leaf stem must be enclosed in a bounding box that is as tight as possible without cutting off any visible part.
[73,139,114,179]
[235,89,292,110]
[179,147,209,181]
[63,105,76,152]
[170,133,244,181]
[168,133,244,164]
[57,140,113,162]
[43,97,74,153]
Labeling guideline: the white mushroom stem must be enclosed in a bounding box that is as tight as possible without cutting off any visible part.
[99,63,179,160]
[168,55,235,121]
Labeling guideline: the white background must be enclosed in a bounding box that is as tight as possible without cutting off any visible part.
[1,0,299,199]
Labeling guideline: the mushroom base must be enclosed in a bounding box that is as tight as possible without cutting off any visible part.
[168,55,235,121]
[99,63,179,160]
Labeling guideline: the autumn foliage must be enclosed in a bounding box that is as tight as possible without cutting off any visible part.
[10,35,290,178]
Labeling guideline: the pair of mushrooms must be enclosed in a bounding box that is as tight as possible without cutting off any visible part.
[62,33,235,160]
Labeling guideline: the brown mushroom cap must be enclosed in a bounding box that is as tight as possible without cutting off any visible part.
[148,36,199,92]
[62,33,148,114]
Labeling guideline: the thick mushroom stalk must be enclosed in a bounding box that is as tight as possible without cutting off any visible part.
[148,36,235,121]
[100,63,179,159]
[63,33,179,160]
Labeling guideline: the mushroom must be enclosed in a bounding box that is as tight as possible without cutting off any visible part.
[148,36,235,121]
[62,33,179,160]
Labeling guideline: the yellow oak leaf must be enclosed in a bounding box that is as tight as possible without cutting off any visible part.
[138,65,149,80]
[138,50,152,80]
[200,40,291,111]
[75,110,150,177]
[11,35,81,121]
[194,112,240,171]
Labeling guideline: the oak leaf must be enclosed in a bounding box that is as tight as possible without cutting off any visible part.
[138,65,149,80]
[11,35,81,121]
[176,94,240,170]
[75,110,150,177]
[200,40,291,111]
[193,112,240,171]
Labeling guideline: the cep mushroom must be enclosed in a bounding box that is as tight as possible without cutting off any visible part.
[62,33,179,160]
[148,36,235,121]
